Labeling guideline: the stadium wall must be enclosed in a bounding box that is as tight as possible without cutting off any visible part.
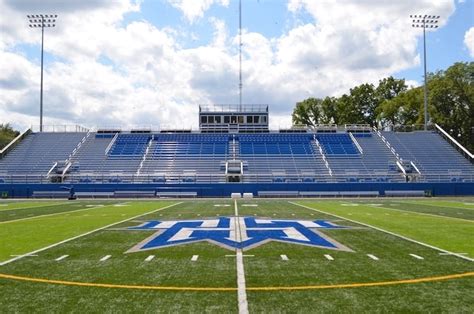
[0,182,473,198]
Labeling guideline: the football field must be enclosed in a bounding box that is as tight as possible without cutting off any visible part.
[0,198,473,312]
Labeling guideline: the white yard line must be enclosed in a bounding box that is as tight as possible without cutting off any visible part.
[398,200,474,211]
[145,255,155,262]
[367,204,473,223]
[367,254,379,261]
[100,255,111,262]
[290,202,474,262]
[234,199,249,314]
[409,254,424,260]
[0,202,182,266]
[0,204,116,224]
[55,255,69,261]
[324,254,334,261]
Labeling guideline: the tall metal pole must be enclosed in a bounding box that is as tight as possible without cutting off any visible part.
[40,16,44,132]
[422,20,427,131]
[28,14,58,132]
[239,0,242,110]
[410,14,440,131]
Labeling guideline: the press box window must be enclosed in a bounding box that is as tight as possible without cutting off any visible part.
[201,116,207,123]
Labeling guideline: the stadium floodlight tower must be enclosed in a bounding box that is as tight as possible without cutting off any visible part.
[410,14,440,131]
[27,14,58,132]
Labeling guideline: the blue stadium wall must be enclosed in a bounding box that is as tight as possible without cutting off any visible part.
[0,182,473,198]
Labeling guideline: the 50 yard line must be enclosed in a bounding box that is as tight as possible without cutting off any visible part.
[234,199,249,314]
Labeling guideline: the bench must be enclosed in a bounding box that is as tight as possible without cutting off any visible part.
[156,191,198,198]
[258,191,299,198]
[75,192,115,198]
[299,191,379,197]
[384,190,425,197]
[114,190,156,198]
[32,191,70,198]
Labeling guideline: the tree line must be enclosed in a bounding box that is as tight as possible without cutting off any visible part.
[292,62,473,151]
[0,124,19,150]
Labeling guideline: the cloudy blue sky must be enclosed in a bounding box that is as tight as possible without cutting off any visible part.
[0,0,473,130]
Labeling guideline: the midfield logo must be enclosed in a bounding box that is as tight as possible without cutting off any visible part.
[126,217,352,252]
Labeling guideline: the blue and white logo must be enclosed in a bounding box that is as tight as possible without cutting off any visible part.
[126,217,352,252]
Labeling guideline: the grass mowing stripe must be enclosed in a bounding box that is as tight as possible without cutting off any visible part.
[0,202,70,212]
[366,204,474,223]
[290,202,474,262]
[398,200,474,211]
[0,204,111,224]
[0,202,180,264]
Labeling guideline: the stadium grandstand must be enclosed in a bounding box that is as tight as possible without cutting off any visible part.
[0,105,473,198]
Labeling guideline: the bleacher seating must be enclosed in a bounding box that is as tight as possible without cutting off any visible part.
[316,134,358,155]
[0,132,85,181]
[0,129,471,184]
[109,134,151,156]
[325,132,403,182]
[238,134,328,182]
[382,131,474,182]
[139,134,230,182]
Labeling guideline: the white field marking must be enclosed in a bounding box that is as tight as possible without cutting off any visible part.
[439,252,468,255]
[409,254,424,260]
[0,202,70,212]
[214,204,230,207]
[324,254,334,261]
[341,203,359,206]
[280,254,289,261]
[10,254,38,257]
[145,255,155,262]
[191,255,199,262]
[398,200,474,211]
[0,202,182,266]
[367,254,379,261]
[55,255,69,261]
[290,202,474,262]
[225,254,254,257]
[86,205,104,207]
[100,255,111,262]
[369,204,474,223]
[241,204,258,207]
[0,204,112,225]
[234,200,249,314]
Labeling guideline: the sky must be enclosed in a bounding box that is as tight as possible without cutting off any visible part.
[0,0,473,131]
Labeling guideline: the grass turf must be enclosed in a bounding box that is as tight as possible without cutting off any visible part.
[0,199,473,312]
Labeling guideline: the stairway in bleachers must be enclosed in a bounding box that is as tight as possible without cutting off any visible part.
[0,132,86,178]
[382,131,474,182]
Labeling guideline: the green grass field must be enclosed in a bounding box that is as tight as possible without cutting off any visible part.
[0,198,473,312]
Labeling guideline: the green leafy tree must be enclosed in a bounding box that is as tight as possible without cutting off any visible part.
[292,98,322,126]
[0,124,19,150]
[428,62,474,151]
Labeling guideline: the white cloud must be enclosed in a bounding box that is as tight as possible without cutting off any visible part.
[167,0,230,23]
[0,0,458,131]
[464,27,474,57]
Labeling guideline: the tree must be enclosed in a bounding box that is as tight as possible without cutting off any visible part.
[292,98,322,126]
[0,124,19,150]
[428,62,474,151]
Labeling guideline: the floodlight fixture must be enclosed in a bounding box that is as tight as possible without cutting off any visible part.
[27,14,58,132]
[410,14,441,131]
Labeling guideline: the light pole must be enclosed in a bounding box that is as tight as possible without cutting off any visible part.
[410,14,439,131]
[27,14,58,132]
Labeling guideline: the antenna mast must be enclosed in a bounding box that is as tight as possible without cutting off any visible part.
[239,0,242,110]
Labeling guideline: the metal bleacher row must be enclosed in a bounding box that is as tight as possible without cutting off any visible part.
[0,130,472,184]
